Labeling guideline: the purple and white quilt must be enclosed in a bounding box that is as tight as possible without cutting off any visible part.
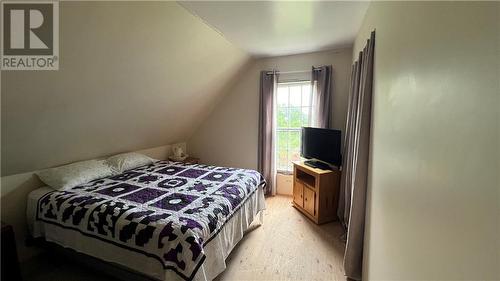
[36,160,265,281]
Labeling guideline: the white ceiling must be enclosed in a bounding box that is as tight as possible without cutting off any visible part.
[180,1,370,57]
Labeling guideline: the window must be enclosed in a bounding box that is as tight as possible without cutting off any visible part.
[276,81,312,172]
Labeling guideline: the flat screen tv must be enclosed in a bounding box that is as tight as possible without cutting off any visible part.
[301,127,342,169]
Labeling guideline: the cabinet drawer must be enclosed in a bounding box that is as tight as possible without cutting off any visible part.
[303,186,316,217]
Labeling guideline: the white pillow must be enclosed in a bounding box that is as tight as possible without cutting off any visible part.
[105,152,154,173]
[36,160,115,190]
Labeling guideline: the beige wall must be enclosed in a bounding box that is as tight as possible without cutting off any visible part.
[276,173,293,195]
[1,1,250,261]
[1,1,250,176]
[188,48,353,171]
[355,2,500,280]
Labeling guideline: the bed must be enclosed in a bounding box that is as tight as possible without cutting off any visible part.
[27,160,266,281]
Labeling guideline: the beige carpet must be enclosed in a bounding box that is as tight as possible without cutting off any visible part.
[215,195,346,281]
[21,195,346,281]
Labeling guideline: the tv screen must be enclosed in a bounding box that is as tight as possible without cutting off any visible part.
[301,127,342,167]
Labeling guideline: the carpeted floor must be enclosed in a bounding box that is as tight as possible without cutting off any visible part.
[21,195,346,281]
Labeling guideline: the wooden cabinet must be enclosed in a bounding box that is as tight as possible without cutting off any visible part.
[293,180,304,207]
[292,161,341,224]
[303,186,316,216]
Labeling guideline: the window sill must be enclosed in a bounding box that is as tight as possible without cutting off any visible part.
[277,170,293,175]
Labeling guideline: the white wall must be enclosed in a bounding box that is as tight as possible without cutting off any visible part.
[355,2,500,280]
[188,48,353,174]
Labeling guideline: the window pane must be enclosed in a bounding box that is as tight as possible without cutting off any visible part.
[277,107,288,128]
[302,84,311,106]
[277,86,288,106]
[289,130,301,168]
[289,131,300,153]
[289,107,302,128]
[275,82,311,172]
[289,85,301,106]
[289,149,301,162]
[277,150,288,171]
[277,131,288,152]
[302,107,310,126]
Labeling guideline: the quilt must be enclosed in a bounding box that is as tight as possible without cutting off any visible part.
[36,160,265,281]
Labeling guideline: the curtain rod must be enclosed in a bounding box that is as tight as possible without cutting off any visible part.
[265,66,323,75]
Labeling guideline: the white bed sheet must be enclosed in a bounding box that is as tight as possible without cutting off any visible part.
[27,186,266,281]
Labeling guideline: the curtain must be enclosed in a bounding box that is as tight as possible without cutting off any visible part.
[258,71,278,196]
[339,31,375,280]
[311,65,333,128]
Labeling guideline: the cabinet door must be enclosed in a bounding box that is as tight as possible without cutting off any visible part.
[293,181,304,208]
[303,186,316,216]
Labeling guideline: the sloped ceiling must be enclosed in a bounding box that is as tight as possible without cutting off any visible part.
[180,1,369,57]
[1,1,250,175]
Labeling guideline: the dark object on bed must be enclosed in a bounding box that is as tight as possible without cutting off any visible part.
[1,222,23,281]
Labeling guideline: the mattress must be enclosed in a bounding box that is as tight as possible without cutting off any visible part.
[27,161,266,281]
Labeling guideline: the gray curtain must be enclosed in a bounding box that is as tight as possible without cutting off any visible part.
[258,71,278,196]
[338,31,375,280]
[311,65,333,128]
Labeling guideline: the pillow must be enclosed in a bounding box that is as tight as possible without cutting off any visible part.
[36,160,115,190]
[105,152,154,173]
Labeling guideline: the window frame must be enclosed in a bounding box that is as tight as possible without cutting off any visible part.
[275,80,312,174]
